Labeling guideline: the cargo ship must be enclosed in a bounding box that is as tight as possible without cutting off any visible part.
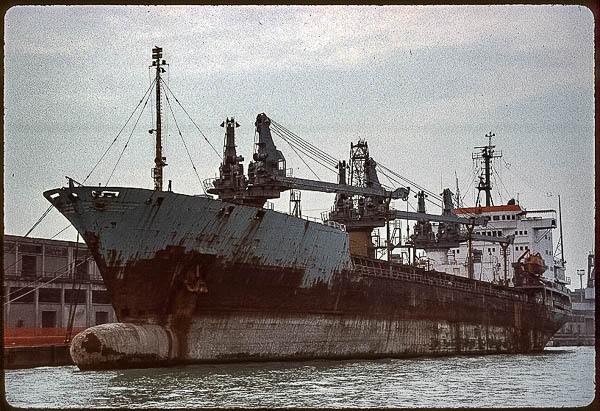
[43,48,571,370]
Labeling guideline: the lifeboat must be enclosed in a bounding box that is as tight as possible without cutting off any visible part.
[523,253,547,276]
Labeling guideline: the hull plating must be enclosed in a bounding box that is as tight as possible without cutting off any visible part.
[44,186,569,370]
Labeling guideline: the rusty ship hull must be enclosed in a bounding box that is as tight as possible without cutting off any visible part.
[44,185,570,370]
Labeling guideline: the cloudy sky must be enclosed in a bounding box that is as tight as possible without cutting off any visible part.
[4,5,594,287]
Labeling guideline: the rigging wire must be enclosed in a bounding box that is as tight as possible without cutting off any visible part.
[21,80,159,239]
[162,81,205,193]
[269,125,337,170]
[459,164,480,196]
[5,257,93,304]
[269,127,337,176]
[160,81,222,160]
[491,173,504,204]
[148,67,155,131]
[3,256,22,274]
[376,167,442,210]
[23,204,54,237]
[83,77,157,185]
[270,120,338,164]
[65,233,83,343]
[460,168,479,205]
[492,163,512,202]
[268,118,457,215]
[51,224,72,239]
[105,86,153,186]
[500,157,547,199]
[275,131,322,181]
[270,121,338,167]
[376,163,442,202]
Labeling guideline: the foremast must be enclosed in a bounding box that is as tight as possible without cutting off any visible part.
[151,46,167,191]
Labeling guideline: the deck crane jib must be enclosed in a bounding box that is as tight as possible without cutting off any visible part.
[209,113,408,210]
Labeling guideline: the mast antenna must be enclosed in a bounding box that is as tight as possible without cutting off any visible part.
[151,46,167,191]
[473,132,502,207]
[454,171,460,208]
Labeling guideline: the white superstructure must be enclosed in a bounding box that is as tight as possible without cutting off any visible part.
[424,203,566,285]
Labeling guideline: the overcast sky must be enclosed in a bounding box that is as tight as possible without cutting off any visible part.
[3,5,594,288]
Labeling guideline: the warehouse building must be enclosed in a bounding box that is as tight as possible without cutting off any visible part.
[3,234,116,329]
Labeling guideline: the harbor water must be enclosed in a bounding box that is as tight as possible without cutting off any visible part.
[5,346,595,408]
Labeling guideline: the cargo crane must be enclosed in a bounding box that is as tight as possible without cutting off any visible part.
[207,114,408,206]
[207,113,512,275]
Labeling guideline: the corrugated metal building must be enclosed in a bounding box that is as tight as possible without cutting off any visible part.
[3,234,116,329]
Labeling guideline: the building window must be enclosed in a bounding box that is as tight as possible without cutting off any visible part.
[524,230,527,235]
[75,259,88,279]
[511,215,515,220]
[19,244,42,254]
[39,288,61,303]
[502,215,506,220]
[9,287,34,303]
[456,250,460,254]
[493,248,496,252]
[64,289,86,304]
[493,216,500,221]
[21,255,38,277]
[525,246,529,250]
[92,290,111,304]
[45,246,68,257]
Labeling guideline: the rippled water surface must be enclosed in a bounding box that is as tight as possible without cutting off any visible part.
[5,346,595,408]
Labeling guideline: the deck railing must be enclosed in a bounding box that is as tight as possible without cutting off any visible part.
[352,256,528,302]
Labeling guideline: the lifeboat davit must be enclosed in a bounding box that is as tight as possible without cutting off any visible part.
[523,253,547,276]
